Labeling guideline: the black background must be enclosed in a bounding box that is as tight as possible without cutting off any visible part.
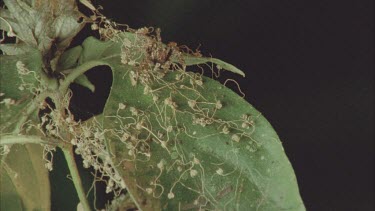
[75,0,373,210]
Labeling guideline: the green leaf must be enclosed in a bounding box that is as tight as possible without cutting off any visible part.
[1,0,85,57]
[107,194,137,211]
[0,144,51,211]
[0,48,43,133]
[57,45,83,70]
[0,48,51,210]
[77,33,304,210]
[0,43,31,56]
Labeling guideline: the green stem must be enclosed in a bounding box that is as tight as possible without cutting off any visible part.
[0,135,58,146]
[59,60,107,93]
[12,91,50,134]
[62,145,92,211]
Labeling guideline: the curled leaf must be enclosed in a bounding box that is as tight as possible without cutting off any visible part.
[58,45,83,70]
[181,55,246,77]
[74,74,95,92]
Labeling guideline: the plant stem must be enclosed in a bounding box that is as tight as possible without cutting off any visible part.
[0,135,58,146]
[12,91,50,134]
[59,60,107,93]
[62,145,92,211]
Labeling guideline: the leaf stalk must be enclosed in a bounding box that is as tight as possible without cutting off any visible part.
[62,145,92,211]
[59,60,107,93]
[0,135,58,146]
